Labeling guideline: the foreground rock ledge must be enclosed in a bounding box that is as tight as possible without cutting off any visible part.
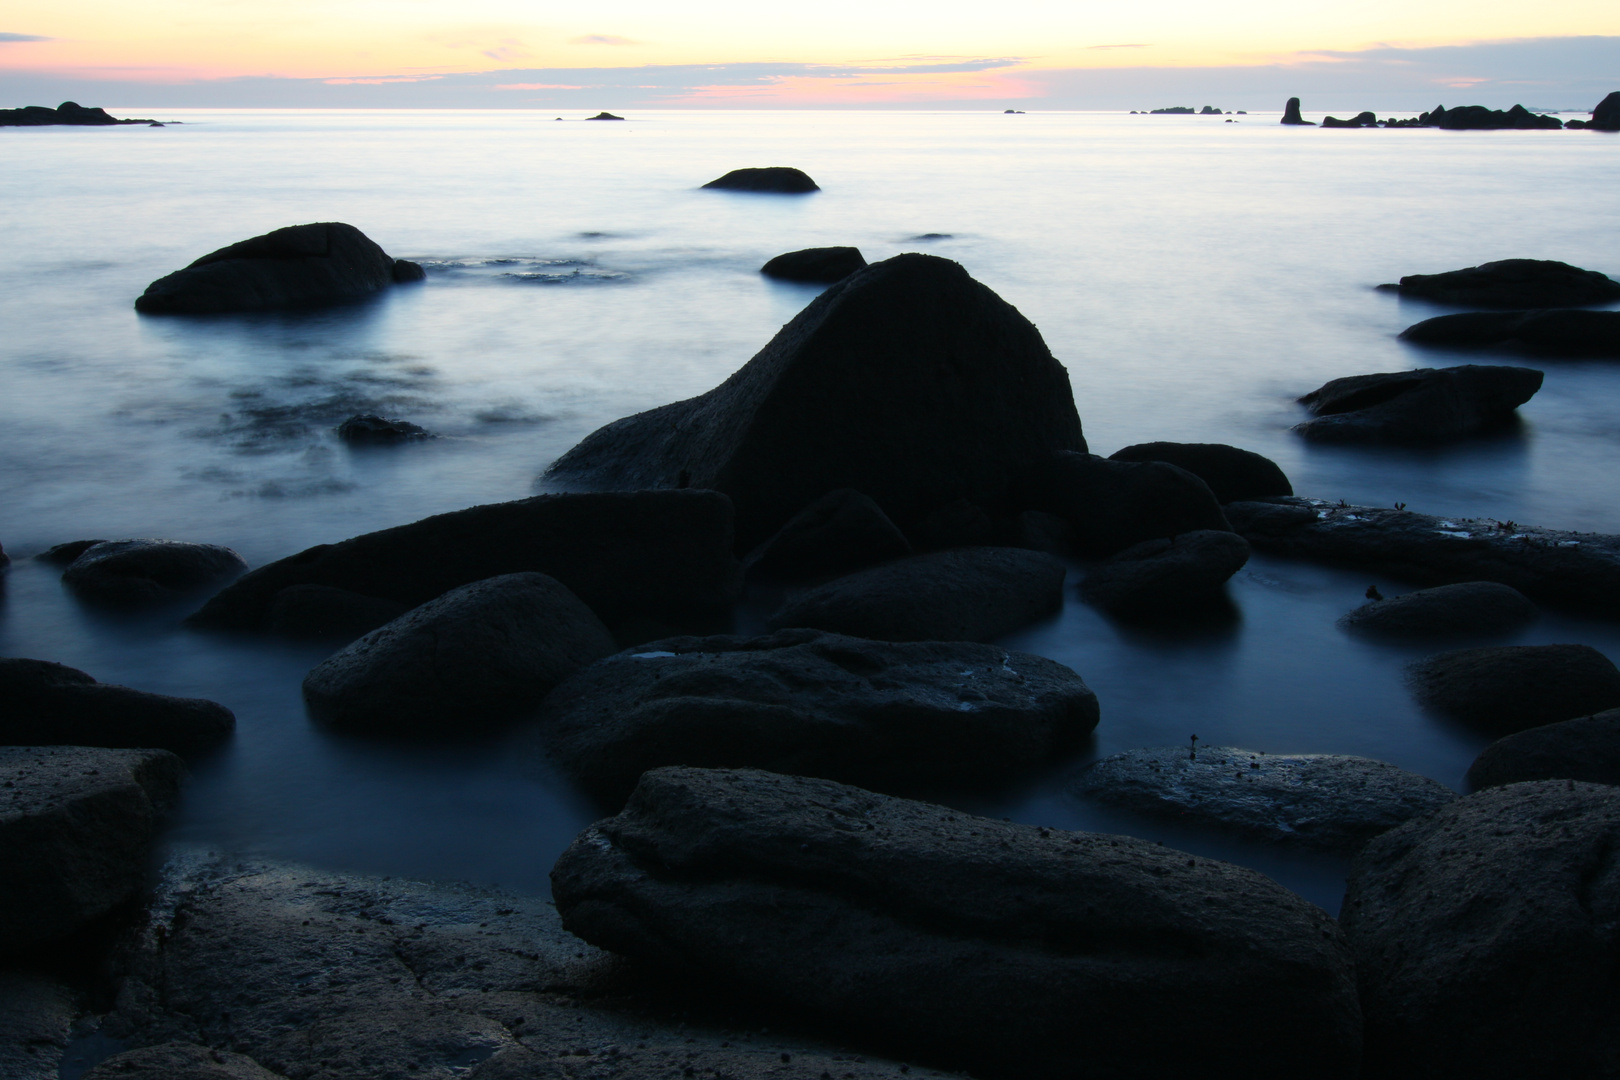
[552,766,1362,1080]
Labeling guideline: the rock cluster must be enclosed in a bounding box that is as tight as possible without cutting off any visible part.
[0,101,161,126]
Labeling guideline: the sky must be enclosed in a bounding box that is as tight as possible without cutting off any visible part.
[2,0,1618,110]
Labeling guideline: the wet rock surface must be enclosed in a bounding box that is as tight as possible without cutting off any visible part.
[543,255,1086,550]
[1070,746,1455,852]
[1338,580,1537,639]
[534,629,1099,803]
[1226,496,1620,614]
[63,539,248,607]
[303,573,618,736]
[1399,309,1620,358]
[1406,643,1620,735]
[551,766,1363,1080]
[743,488,911,581]
[1107,441,1291,503]
[1018,450,1231,558]
[760,246,867,283]
[135,223,410,315]
[1466,708,1620,789]
[189,490,741,642]
[0,971,78,1080]
[1342,781,1620,1079]
[701,167,820,192]
[84,1042,288,1080]
[0,657,235,754]
[0,746,183,953]
[1294,365,1542,443]
[766,546,1065,642]
[1383,258,1620,308]
[1078,529,1251,618]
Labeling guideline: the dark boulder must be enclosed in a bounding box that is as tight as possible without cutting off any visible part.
[1591,91,1620,131]
[40,539,107,565]
[1295,365,1542,443]
[1017,451,1230,558]
[1070,746,1455,853]
[62,539,247,607]
[586,111,625,120]
[390,259,425,282]
[767,547,1065,642]
[1078,530,1250,617]
[1321,111,1377,128]
[1342,781,1620,1079]
[335,413,431,443]
[760,246,866,284]
[0,657,234,754]
[1281,97,1315,125]
[188,490,741,642]
[1339,581,1537,638]
[544,255,1086,550]
[1406,643,1620,735]
[1382,258,1620,307]
[262,583,410,641]
[1107,441,1291,503]
[907,498,998,550]
[551,767,1362,1080]
[302,573,618,736]
[702,167,819,193]
[0,101,160,127]
[1466,708,1620,789]
[0,970,77,1080]
[1,746,183,953]
[1421,103,1562,129]
[743,488,910,581]
[1399,309,1620,358]
[135,222,411,315]
[1227,496,1620,614]
[535,629,1099,803]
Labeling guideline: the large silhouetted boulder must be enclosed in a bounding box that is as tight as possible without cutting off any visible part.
[1407,643,1620,735]
[544,255,1086,549]
[188,490,740,642]
[702,167,819,192]
[535,629,1098,802]
[551,767,1362,1080]
[1339,581,1537,639]
[61,539,247,607]
[1281,97,1314,125]
[1383,259,1620,307]
[0,657,234,754]
[1591,91,1620,131]
[135,222,419,314]
[1017,451,1230,557]
[1107,442,1291,503]
[1399,309,1620,358]
[761,246,867,283]
[1466,708,1620,789]
[1295,365,1542,443]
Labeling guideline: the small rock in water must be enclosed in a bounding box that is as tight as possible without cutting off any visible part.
[390,259,426,282]
[585,111,625,120]
[701,166,819,192]
[0,657,234,754]
[62,539,247,607]
[1107,441,1291,504]
[1399,309,1620,358]
[1339,581,1538,639]
[1280,96,1315,125]
[760,245,866,283]
[1295,365,1543,444]
[1381,258,1620,308]
[1078,529,1251,618]
[1406,643,1620,735]
[1467,708,1620,790]
[335,413,432,444]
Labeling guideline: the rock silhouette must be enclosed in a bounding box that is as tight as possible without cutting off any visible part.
[1384,259,1620,307]
[702,167,819,193]
[1281,97,1315,125]
[1295,365,1543,443]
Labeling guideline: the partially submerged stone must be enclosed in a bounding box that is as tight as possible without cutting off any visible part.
[1466,708,1620,789]
[1382,259,1620,308]
[552,767,1363,1080]
[1070,746,1456,853]
[335,414,431,444]
[1295,365,1542,443]
[1280,97,1315,125]
[1107,441,1291,503]
[0,657,235,754]
[702,166,819,192]
[760,246,866,283]
[1339,581,1537,639]
[63,539,247,607]
[1017,450,1231,558]
[1406,643,1620,735]
[1399,309,1620,358]
[1078,530,1251,618]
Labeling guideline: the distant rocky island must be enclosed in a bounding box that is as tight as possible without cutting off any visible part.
[1280,91,1620,130]
[0,100,167,127]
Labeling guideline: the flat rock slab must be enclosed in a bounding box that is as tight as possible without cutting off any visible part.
[1400,309,1620,358]
[767,546,1065,642]
[1295,364,1542,443]
[1078,529,1250,617]
[0,657,234,754]
[702,167,820,192]
[1338,580,1537,638]
[100,849,965,1080]
[303,573,617,736]
[1107,441,1291,503]
[63,540,247,607]
[1407,643,1620,735]
[188,489,740,642]
[1385,258,1620,307]
[1226,496,1620,614]
[0,746,183,953]
[1069,746,1456,853]
[1467,707,1620,789]
[1342,781,1620,1079]
[1017,451,1230,558]
[552,767,1362,1080]
[535,628,1099,802]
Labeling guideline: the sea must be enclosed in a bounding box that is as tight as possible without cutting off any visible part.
[2,107,1618,912]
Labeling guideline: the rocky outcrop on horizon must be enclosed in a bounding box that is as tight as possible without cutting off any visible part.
[0,101,163,127]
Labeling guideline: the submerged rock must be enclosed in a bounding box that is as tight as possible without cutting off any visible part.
[1399,309,1620,358]
[551,767,1363,1080]
[1339,581,1537,638]
[1281,97,1315,125]
[767,546,1065,642]
[62,539,247,607]
[1406,643,1620,735]
[1107,442,1291,503]
[1079,530,1250,618]
[135,222,413,314]
[1342,781,1620,1079]
[702,167,820,192]
[535,629,1099,802]
[760,246,867,283]
[743,488,910,580]
[1295,365,1542,443]
[1018,451,1230,558]
[544,255,1085,550]
[1382,258,1620,307]
[335,413,431,443]
[303,573,618,736]
[0,746,183,953]
[1070,746,1455,852]
[0,657,234,754]
[1466,708,1620,789]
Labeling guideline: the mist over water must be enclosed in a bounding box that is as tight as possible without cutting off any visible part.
[3,109,1617,908]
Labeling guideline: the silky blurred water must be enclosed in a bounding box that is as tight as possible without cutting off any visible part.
[2,109,1618,908]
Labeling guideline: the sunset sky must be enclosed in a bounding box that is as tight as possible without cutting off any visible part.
[2,0,1617,109]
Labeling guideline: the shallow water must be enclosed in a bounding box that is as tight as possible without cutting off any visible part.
[2,109,1618,910]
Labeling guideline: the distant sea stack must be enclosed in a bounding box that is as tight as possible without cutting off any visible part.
[1281,97,1315,125]
[585,111,625,120]
[1,101,163,127]
[702,167,820,193]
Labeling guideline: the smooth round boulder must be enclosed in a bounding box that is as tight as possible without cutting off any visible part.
[1107,442,1291,503]
[62,539,247,606]
[0,657,234,754]
[1466,708,1620,789]
[1017,450,1231,558]
[743,488,910,581]
[302,572,618,735]
[701,167,819,193]
[1339,581,1537,639]
[1078,529,1250,618]
[760,246,866,283]
[767,546,1065,642]
[1,746,184,953]
[1070,746,1456,853]
[1342,781,1620,1079]
[1399,309,1620,358]
[1406,643,1620,735]
[535,628,1099,802]
[1387,259,1620,308]
[1295,365,1543,443]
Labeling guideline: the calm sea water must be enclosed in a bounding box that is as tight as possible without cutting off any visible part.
[2,109,1618,910]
